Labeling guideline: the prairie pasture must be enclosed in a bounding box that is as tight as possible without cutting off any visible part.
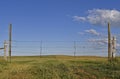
[0,56,120,79]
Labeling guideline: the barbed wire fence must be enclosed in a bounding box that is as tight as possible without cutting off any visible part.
[10,35,120,58]
[10,40,109,57]
[0,38,120,60]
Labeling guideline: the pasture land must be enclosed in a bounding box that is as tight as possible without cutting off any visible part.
[0,56,120,79]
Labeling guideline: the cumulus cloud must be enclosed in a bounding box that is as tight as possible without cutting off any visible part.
[85,29,100,36]
[73,9,120,26]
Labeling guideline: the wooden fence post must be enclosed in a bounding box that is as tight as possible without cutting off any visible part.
[74,41,76,57]
[4,40,7,61]
[108,22,112,61]
[9,24,12,62]
[40,40,42,57]
[112,36,116,59]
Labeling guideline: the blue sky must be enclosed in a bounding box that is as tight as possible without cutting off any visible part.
[0,0,120,56]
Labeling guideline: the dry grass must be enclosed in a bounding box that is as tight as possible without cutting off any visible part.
[0,56,120,79]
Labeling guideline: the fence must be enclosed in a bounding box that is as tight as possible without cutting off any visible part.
[0,39,120,58]
[10,40,110,57]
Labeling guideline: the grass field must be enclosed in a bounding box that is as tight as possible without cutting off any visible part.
[0,55,120,79]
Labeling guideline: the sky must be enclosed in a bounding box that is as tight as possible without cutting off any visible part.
[0,0,120,56]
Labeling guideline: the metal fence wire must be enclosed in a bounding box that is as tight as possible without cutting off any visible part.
[10,40,110,57]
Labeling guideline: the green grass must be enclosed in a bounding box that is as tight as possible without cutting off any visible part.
[0,56,120,79]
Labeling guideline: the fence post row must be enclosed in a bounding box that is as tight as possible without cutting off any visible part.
[108,22,117,61]
[0,23,118,61]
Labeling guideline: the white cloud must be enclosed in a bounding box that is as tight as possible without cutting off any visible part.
[88,38,108,45]
[88,38,120,48]
[117,44,120,47]
[85,29,100,36]
[73,16,86,22]
[73,9,120,26]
